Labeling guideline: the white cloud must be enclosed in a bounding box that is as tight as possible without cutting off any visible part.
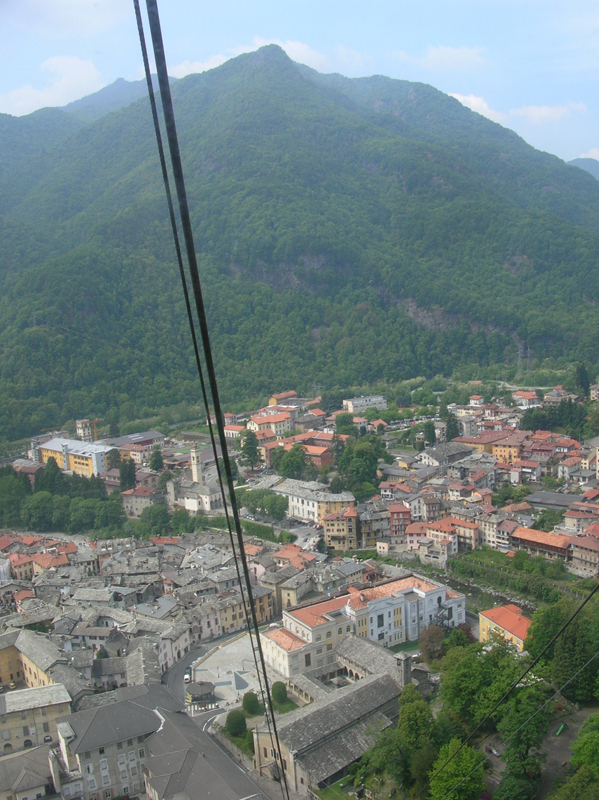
[450,93,507,124]
[396,45,485,71]
[580,148,599,160]
[169,54,229,79]
[0,56,104,116]
[509,101,586,124]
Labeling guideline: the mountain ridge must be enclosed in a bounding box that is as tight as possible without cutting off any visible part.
[0,45,598,441]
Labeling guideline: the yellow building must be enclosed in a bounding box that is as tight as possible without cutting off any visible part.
[479,604,531,652]
[323,507,359,551]
[38,437,113,476]
[0,684,71,753]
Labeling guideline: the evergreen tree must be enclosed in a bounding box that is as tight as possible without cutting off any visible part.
[445,412,460,441]
[241,430,260,469]
[576,362,591,397]
[280,444,307,479]
[119,458,136,491]
[106,448,121,470]
[149,446,164,471]
[423,420,436,444]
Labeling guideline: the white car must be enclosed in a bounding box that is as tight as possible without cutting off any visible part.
[184,672,191,683]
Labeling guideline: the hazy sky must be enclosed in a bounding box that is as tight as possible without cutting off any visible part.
[1,0,598,162]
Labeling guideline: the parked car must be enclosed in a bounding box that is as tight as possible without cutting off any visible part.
[184,672,191,683]
[44,735,52,743]
[8,682,15,690]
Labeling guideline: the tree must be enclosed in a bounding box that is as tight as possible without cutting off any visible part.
[576,362,591,397]
[139,503,170,536]
[329,476,345,493]
[170,508,194,533]
[271,681,287,704]
[335,412,357,436]
[263,493,288,521]
[106,449,121,471]
[119,458,136,491]
[419,624,446,664]
[242,691,261,716]
[428,738,485,800]
[497,685,549,778]
[241,430,260,469]
[225,709,247,737]
[551,765,599,800]
[445,412,460,441]
[423,420,436,445]
[149,446,164,471]
[446,628,469,651]
[397,696,434,753]
[21,491,53,531]
[270,446,285,473]
[439,402,449,421]
[158,469,174,489]
[280,444,307,479]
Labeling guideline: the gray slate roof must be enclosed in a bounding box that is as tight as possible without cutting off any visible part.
[57,684,182,753]
[0,744,52,795]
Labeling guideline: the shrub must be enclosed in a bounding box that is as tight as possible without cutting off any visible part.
[225,709,247,737]
[272,681,287,704]
[242,691,261,716]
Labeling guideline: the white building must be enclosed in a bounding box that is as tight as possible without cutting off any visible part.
[342,395,387,414]
[262,574,465,678]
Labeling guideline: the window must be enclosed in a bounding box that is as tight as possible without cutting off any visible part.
[88,778,96,790]
[85,752,91,759]
[263,747,267,758]
[102,775,110,786]
[326,644,332,651]
[86,765,93,774]
[21,712,26,720]
[118,755,126,766]
[105,790,111,799]
[130,766,138,776]
[316,647,322,655]
[41,708,47,716]
[138,748,145,758]
[22,726,29,737]
[346,625,351,632]
[2,731,8,740]
[63,787,71,797]
[326,631,331,639]
[137,736,144,744]
[127,739,133,746]
[304,654,311,667]
[99,747,105,755]
[129,751,135,762]
[117,742,123,750]
[377,614,384,628]
[43,723,49,733]
[100,759,108,770]
[120,771,127,780]
[338,627,342,635]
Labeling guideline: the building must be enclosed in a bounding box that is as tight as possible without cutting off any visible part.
[261,574,465,678]
[418,443,474,473]
[7,555,34,582]
[569,533,599,576]
[0,684,71,753]
[479,604,531,651]
[323,508,359,551]
[55,684,182,800]
[38,438,114,477]
[247,412,293,437]
[509,526,571,561]
[512,390,541,409]
[268,478,356,523]
[269,390,298,406]
[342,396,387,414]
[121,486,164,519]
[0,744,56,800]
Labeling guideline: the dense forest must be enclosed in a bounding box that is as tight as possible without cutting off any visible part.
[1,45,599,440]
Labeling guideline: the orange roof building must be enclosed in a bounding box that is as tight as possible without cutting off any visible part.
[479,604,531,651]
[510,526,571,559]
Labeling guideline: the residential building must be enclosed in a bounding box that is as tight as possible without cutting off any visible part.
[7,555,34,582]
[512,390,540,408]
[121,487,164,519]
[0,684,71,753]
[479,604,531,651]
[0,744,56,800]
[269,390,298,406]
[323,508,359,551]
[569,534,599,576]
[55,684,182,800]
[418,443,474,473]
[510,526,571,561]
[247,412,293,437]
[268,478,356,523]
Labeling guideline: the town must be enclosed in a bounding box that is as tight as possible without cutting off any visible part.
[0,380,597,799]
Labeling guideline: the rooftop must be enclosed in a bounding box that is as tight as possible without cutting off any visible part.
[480,604,531,642]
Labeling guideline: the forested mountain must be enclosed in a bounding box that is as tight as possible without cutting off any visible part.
[569,157,599,182]
[1,45,599,441]
[62,76,174,123]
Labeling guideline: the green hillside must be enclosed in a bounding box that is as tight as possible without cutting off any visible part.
[0,45,598,441]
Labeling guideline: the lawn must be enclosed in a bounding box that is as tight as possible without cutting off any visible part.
[221,728,255,757]
[390,639,421,654]
[315,778,353,799]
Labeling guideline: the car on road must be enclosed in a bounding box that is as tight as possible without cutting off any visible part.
[184,671,191,683]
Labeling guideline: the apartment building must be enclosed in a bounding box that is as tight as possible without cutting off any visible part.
[342,396,387,414]
[56,685,182,800]
[323,507,359,551]
[38,438,114,477]
[0,684,71,753]
[479,604,531,652]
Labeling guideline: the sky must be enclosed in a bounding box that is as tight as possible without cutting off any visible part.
[1,0,599,162]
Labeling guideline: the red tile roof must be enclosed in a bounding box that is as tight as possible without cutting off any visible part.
[480,604,531,642]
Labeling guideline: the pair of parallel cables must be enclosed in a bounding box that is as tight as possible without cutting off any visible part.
[132,3,290,799]
[132,6,599,799]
